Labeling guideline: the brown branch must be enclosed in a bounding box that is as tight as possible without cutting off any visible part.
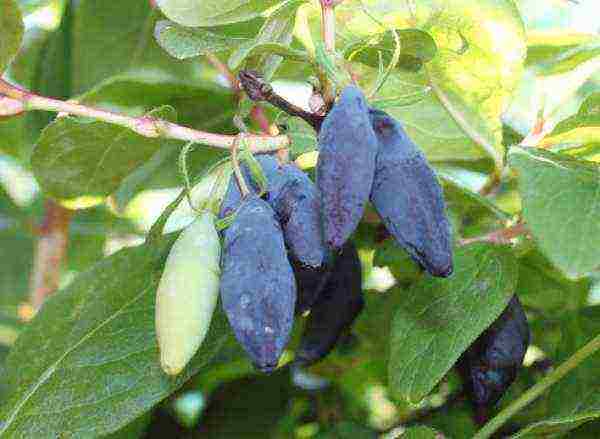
[0,79,289,152]
[29,200,72,311]
[239,70,325,131]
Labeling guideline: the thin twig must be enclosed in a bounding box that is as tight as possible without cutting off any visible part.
[0,79,289,152]
[29,200,72,311]
[239,70,325,131]
[458,222,529,247]
[206,53,241,93]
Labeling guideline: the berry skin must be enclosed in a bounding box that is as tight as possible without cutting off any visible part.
[317,86,378,250]
[220,195,297,373]
[458,295,530,408]
[296,242,365,366]
[220,155,327,268]
[369,108,453,277]
[155,212,221,376]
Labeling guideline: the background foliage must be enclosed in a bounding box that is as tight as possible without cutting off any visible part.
[0,0,599,437]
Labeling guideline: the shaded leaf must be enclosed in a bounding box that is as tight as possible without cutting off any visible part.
[0,0,23,73]
[0,235,242,437]
[344,28,437,72]
[511,307,600,437]
[517,248,590,315]
[156,0,281,28]
[509,146,600,279]
[440,176,510,239]
[31,106,177,200]
[154,20,249,60]
[389,243,518,402]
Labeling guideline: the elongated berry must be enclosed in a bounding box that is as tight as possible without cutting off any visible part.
[369,108,453,277]
[458,295,530,408]
[155,212,221,376]
[220,195,297,372]
[296,242,364,366]
[317,86,378,250]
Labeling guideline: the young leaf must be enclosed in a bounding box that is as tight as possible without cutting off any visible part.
[228,0,306,80]
[509,146,600,279]
[31,106,176,201]
[389,243,518,402]
[154,20,249,60]
[0,0,23,73]
[0,235,242,438]
[155,0,281,28]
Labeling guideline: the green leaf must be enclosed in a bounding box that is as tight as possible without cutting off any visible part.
[526,31,598,68]
[155,0,281,28]
[31,106,177,200]
[339,0,526,170]
[389,243,518,402]
[229,0,305,80]
[154,20,249,60]
[0,0,23,73]
[509,146,600,279]
[0,235,243,437]
[539,93,600,162]
[373,239,420,285]
[282,116,317,159]
[441,176,511,238]
[403,426,440,439]
[511,307,600,438]
[527,32,600,76]
[72,1,224,95]
[344,29,437,72]
[517,248,590,315]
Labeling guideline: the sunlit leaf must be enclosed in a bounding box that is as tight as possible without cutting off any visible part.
[509,146,600,279]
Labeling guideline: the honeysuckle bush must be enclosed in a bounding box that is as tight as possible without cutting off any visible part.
[0,0,599,437]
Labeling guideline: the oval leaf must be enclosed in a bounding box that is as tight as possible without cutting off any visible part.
[154,20,249,60]
[31,106,176,201]
[389,243,518,402]
[0,235,242,437]
[509,146,600,279]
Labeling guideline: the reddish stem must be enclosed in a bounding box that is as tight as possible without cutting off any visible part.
[29,200,72,310]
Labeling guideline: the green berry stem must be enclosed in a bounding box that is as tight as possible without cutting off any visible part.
[0,78,289,152]
[473,333,600,439]
[231,136,251,198]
